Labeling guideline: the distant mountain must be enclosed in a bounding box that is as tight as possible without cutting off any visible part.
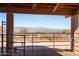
[0,26,71,34]
[13,27,71,34]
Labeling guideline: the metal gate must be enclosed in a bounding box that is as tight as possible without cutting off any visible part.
[0,21,7,56]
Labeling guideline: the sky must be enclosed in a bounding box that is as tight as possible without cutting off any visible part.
[0,13,71,29]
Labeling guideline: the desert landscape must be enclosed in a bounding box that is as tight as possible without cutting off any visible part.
[0,27,79,56]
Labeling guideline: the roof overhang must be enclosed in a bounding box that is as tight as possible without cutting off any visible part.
[0,3,79,16]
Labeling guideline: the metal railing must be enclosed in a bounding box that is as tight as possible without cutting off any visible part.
[0,33,79,56]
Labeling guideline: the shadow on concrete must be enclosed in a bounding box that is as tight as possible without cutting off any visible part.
[0,45,72,56]
[13,45,63,56]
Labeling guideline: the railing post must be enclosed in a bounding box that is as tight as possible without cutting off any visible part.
[24,35,26,56]
[32,33,34,55]
[53,33,55,51]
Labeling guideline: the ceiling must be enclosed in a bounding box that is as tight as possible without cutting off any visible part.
[0,3,79,16]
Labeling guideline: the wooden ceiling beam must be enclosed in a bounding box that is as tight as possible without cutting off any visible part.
[0,4,79,10]
[52,3,59,12]
[0,7,71,16]
[12,5,79,10]
[0,4,74,16]
[37,4,79,9]
[0,5,72,12]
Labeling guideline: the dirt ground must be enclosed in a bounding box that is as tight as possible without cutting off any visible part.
[0,42,79,56]
[59,51,79,56]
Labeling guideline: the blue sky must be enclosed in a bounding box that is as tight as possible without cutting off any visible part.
[0,13,71,29]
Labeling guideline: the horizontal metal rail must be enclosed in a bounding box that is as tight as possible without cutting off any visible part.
[0,33,79,56]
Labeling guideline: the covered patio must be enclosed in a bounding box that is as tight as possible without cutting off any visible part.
[0,3,79,56]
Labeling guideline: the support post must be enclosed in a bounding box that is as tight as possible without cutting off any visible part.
[6,11,14,55]
[71,9,79,51]
[1,21,4,55]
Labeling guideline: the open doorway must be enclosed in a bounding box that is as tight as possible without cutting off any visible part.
[13,13,71,56]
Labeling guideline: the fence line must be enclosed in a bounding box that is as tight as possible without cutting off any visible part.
[0,33,79,56]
